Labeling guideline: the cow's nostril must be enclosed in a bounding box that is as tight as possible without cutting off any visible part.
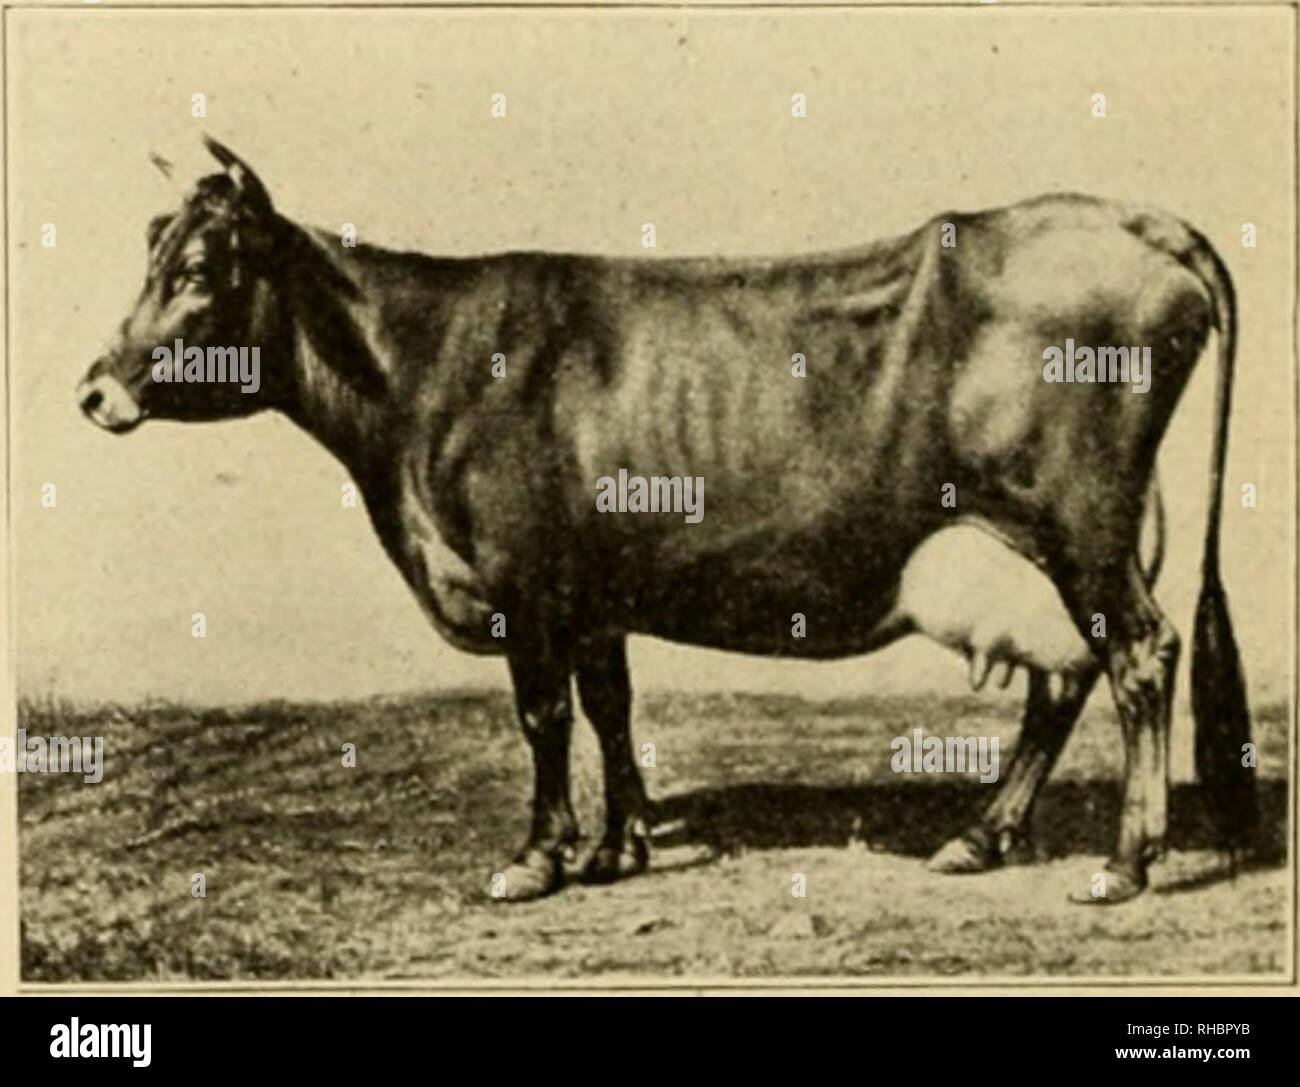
[80,388,104,414]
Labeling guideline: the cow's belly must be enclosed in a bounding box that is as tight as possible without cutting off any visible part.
[625,522,1093,676]
[895,524,1094,680]
[623,538,910,657]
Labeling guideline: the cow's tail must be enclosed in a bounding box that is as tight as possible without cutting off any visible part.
[1181,233,1256,866]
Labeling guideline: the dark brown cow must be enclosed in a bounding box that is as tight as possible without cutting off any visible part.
[78,139,1254,903]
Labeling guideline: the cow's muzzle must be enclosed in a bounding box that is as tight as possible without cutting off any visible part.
[77,371,145,433]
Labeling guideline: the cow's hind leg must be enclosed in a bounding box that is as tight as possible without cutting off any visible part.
[495,641,581,902]
[929,667,1098,872]
[575,635,651,883]
[1066,561,1179,904]
[928,481,1164,874]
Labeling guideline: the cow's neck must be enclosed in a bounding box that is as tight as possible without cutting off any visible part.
[267,220,467,486]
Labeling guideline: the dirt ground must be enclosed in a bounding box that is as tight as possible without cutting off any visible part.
[18,688,1290,982]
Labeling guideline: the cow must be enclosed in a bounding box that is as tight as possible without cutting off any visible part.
[77,138,1254,904]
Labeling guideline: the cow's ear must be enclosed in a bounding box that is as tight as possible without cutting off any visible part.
[202,135,273,216]
[146,214,174,251]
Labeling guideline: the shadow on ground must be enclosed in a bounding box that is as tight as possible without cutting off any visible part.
[651,779,1288,869]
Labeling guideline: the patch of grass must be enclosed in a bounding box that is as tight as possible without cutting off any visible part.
[18,691,1291,981]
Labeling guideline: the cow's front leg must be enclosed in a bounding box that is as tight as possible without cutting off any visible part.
[495,646,580,902]
[575,635,650,883]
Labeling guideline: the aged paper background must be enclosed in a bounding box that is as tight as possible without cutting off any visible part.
[1,1,1295,992]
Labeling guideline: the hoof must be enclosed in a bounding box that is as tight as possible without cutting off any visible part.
[927,827,1000,874]
[580,835,649,885]
[997,827,1037,866]
[1067,863,1147,905]
[491,848,564,903]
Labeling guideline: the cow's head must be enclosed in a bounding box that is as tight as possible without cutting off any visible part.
[77,137,285,433]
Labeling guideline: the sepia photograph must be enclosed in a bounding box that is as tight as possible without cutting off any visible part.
[1,1,1295,996]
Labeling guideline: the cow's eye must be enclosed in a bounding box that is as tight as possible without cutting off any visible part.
[175,261,210,290]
